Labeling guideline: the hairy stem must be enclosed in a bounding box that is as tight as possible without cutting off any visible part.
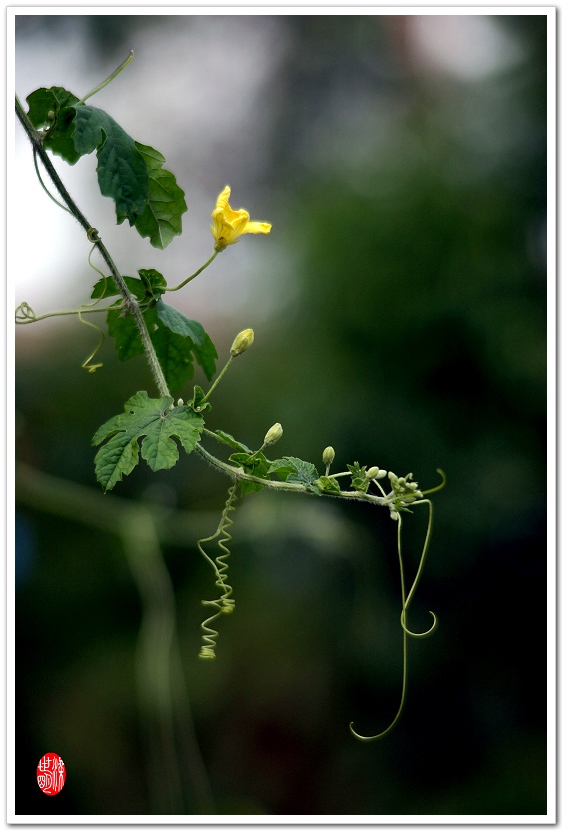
[195,443,387,506]
[15,95,170,397]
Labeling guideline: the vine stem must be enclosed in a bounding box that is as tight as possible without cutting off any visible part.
[15,95,170,398]
[194,443,388,506]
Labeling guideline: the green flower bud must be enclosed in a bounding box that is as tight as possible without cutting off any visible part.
[366,466,379,479]
[230,328,254,357]
[264,422,283,447]
[322,446,335,467]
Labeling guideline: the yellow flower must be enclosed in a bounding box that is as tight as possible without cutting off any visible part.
[211,185,271,252]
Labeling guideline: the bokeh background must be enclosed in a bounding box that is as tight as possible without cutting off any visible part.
[14,13,548,817]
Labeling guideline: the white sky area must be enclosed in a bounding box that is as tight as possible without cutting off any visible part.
[12,13,525,332]
[408,14,523,79]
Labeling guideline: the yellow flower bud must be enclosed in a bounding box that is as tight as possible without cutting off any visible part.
[264,422,283,447]
[230,328,254,357]
[322,446,335,467]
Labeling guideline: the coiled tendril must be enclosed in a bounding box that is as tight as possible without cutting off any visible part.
[15,301,37,322]
[198,484,238,659]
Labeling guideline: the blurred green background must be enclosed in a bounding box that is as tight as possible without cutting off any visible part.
[14,13,547,816]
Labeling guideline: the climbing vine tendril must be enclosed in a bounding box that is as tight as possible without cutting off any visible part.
[198,484,239,659]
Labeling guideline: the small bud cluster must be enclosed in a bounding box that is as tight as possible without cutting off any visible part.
[387,472,424,520]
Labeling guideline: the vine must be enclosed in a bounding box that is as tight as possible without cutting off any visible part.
[15,53,446,741]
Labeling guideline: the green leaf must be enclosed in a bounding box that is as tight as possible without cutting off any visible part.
[151,326,195,394]
[214,431,251,453]
[27,87,73,128]
[134,143,187,249]
[268,458,298,480]
[104,289,216,393]
[92,391,204,491]
[106,309,143,361]
[191,332,218,381]
[92,269,166,303]
[138,268,167,299]
[70,104,149,224]
[156,300,205,345]
[314,476,341,495]
[283,456,319,486]
[229,451,271,494]
[91,276,145,300]
[26,87,81,163]
[348,462,370,493]
[275,456,322,494]
[106,306,157,362]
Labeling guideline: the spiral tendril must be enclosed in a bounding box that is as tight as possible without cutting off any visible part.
[197,484,238,659]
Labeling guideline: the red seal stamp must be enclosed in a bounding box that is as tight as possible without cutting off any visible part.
[36,753,66,796]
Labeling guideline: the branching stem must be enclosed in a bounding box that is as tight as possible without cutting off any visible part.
[195,442,387,506]
[15,95,170,398]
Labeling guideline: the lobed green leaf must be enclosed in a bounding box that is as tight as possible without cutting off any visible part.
[92,391,204,491]
[283,456,319,487]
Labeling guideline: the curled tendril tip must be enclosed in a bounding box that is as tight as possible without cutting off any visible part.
[15,302,37,323]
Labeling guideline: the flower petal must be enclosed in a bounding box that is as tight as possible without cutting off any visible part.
[242,221,272,236]
[215,185,232,212]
